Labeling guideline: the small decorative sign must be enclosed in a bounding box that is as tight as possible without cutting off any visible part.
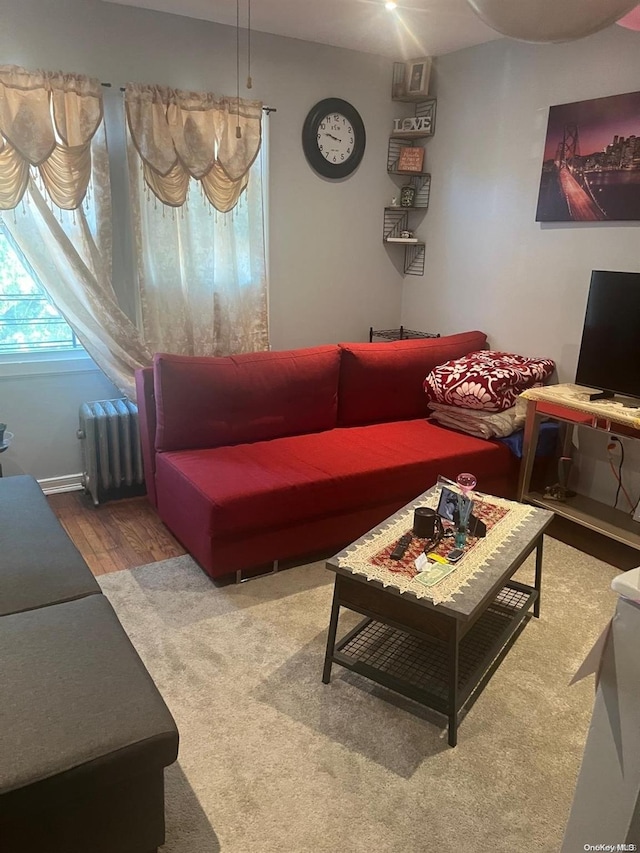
[397,146,425,173]
[393,115,432,134]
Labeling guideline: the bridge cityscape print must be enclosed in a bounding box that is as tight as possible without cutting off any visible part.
[536,90,640,222]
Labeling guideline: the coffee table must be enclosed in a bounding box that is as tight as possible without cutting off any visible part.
[322,485,554,746]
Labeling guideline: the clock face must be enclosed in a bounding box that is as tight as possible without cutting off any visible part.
[317,113,355,165]
[302,98,366,179]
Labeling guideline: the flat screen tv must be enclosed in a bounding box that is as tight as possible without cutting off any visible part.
[575,270,640,402]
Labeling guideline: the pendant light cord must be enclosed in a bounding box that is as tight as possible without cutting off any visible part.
[247,0,252,89]
[236,0,241,138]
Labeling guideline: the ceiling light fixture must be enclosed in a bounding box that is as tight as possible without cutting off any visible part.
[385,2,398,10]
[617,3,640,29]
[465,0,639,42]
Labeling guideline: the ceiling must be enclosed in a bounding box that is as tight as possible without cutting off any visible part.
[101,0,503,58]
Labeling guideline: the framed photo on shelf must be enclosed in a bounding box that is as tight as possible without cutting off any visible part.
[397,146,425,173]
[406,57,432,99]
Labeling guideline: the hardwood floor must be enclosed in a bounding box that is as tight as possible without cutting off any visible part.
[48,490,640,580]
[48,491,186,576]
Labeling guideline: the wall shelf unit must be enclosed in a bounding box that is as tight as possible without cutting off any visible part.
[383,208,426,276]
[387,137,432,207]
[384,70,436,278]
[390,98,437,139]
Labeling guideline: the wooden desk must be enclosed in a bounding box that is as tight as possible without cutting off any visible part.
[518,384,640,550]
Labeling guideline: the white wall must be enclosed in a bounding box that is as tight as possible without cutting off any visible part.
[403,27,640,503]
[8,2,638,494]
[0,0,402,480]
[0,365,120,482]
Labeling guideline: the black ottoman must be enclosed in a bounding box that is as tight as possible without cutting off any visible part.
[0,475,100,616]
[0,595,179,853]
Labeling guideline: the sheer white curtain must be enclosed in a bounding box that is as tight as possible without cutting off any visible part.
[0,65,151,398]
[125,83,269,356]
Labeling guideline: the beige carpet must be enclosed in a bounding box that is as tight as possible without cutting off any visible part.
[98,539,621,853]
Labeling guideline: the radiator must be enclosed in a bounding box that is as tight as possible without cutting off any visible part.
[77,399,145,505]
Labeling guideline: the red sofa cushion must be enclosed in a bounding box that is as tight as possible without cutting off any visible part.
[155,419,514,539]
[337,331,488,426]
[154,346,341,452]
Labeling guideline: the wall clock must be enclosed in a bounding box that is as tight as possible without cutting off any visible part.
[302,98,366,179]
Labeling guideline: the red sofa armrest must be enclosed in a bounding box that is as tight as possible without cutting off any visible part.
[135,367,158,508]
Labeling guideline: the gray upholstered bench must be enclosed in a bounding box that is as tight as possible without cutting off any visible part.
[0,476,179,853]
[0,475,100,616]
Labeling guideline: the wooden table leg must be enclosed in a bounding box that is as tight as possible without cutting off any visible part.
[517,403,542,501]
[322,582,341,684]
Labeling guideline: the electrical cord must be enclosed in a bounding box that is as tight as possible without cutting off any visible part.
[608,437,635,511]
[609,459,631,509]
[614,439,622,508]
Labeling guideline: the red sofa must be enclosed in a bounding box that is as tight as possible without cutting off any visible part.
[135,331,519,580]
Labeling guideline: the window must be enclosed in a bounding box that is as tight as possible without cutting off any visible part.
[0,224,82,356]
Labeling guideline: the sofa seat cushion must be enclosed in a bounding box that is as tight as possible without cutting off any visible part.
[155,418,514,539]
[0,595,178,801]
[0,475,100,616]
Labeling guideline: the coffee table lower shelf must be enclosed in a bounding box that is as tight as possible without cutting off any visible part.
[325,581,536,746]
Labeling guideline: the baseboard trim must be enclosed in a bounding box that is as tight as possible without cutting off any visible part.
[38,474,84,494]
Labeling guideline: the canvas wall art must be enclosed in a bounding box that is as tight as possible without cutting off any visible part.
[536,90,640,222]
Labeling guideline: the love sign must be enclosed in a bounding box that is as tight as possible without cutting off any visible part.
[392,116,432,134]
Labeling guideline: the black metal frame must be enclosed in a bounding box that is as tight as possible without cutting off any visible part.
[382,208,427,276]
[384,94,435,277]
[323,536,544,747]
[369,326,440,342]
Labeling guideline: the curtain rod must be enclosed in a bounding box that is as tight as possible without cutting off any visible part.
[100,82,276,113]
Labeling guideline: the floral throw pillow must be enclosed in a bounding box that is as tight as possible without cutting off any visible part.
[424,350,555,412]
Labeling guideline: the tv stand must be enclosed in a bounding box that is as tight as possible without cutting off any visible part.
[587,389,614,402]
[518,383,640,550]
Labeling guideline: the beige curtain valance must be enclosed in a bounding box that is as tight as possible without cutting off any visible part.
[125,83,261,212]
[0,65,103,210]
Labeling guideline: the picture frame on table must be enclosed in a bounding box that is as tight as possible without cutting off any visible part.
[437,487,474,526]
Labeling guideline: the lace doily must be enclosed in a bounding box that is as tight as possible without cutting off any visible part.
[521,383,640,430]
[336,492,537,605]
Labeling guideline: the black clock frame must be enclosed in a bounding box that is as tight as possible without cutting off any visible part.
[302,98,366,179]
